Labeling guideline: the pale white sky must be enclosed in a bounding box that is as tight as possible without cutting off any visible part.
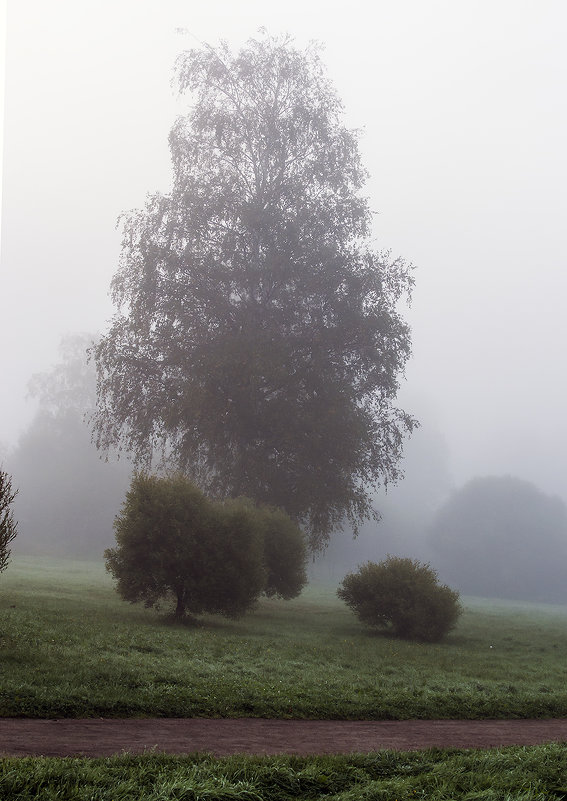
[2,1,567,503]
[0,0,6,251]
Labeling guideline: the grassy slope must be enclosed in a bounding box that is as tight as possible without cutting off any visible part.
[2,556,567,718]
[2,746,567,800]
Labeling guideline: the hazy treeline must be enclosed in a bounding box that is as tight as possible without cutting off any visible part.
[314,469,567,605]
[5,336,567,605]
[310,414,453,578]
[5,335,131,558]
[430,475,567,604]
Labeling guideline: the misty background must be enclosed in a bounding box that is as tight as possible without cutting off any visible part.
[1,1,566,600]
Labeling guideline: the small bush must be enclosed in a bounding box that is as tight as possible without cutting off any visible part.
[337,556,462,642]
[200,497,267,618]
[0,470,18,573]
[256,505,307,600]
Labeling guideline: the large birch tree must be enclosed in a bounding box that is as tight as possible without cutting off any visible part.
[93,33,415,549]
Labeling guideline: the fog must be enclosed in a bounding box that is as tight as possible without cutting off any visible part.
[2,2,567,588]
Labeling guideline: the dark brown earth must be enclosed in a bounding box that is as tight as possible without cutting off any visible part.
[1,719,567,758]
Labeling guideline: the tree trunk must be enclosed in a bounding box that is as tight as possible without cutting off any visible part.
[174,590,185,619]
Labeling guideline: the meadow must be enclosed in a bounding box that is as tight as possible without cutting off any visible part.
[2,745,567,800]
[2,556,567,720]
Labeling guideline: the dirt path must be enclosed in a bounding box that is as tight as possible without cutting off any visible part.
[1,719,567,758]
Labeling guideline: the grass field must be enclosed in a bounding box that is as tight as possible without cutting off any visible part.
[1,745,567,800]
[2,555,567,720]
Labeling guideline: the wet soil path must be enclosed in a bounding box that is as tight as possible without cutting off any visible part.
[1,718,567,758]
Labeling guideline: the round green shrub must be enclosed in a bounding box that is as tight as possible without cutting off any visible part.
[257,505,307,600]
[105,473,307,620]
[105,473,266,620]
[337,556,462,642]
[215,498,307,601]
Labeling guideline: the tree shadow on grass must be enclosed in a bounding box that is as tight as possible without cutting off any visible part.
[160,612,203,628]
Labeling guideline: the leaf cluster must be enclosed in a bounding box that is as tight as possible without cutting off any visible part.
[338,556,462,642]
[105,472,307,619]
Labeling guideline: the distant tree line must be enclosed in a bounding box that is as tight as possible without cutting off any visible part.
[6,334,130,557]
[429,475,567,604]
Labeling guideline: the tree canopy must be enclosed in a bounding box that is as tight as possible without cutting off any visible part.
[93,33,415,550]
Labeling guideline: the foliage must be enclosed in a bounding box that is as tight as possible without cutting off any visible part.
[105,473,267,619]
[7,335,131,556]
[337,556,462,642]
[254,504,307,600]
[5,557,567,720]
[0,470,18,573]
[310,417,453,582]
[429,475,567,602]
[92,32,415,550]
[1,745,567,801]
[27,333,97,415]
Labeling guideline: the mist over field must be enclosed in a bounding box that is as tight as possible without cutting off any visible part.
[2,1,567,602]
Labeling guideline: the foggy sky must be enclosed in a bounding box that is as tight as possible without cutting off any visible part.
[1,1,567,504]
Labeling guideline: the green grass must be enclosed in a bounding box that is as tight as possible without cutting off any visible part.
[2,556,567,719]
[2,745,567,800]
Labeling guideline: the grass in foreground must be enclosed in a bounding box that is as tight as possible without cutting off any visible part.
[2,556,567,719]
[2,745,567,800]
